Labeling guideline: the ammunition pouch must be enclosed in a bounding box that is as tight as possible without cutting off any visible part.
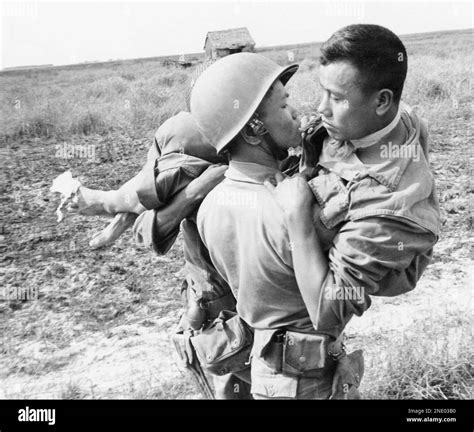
[252,329,336,378]
[190,310,253,376]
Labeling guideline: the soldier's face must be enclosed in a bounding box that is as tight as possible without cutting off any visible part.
[317,60,379,141]
[259,81,302,150]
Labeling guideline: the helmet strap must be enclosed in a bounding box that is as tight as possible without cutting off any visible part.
[242,115,287,161]
[247,115,268,137]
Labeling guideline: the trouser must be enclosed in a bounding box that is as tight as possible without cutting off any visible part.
[213,367,252,400]
[250,356,335,399]
[250,329,337,400]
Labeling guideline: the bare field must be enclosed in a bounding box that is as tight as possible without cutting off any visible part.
[0,29,472,399]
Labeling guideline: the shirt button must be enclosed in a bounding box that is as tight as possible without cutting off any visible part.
[232,339,239,348]
[299,356,306,363]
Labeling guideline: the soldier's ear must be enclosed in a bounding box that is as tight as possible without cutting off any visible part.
[375,89,394,116]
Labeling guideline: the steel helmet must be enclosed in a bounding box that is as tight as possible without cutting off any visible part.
[190,53,298,154]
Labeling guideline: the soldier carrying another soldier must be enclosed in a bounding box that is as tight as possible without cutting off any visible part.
[52,24,439,399]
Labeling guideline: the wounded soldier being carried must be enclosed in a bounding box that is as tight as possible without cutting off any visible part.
[51,24,440,400]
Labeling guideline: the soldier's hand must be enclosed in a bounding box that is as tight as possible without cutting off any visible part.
[299,114,321,174]
[299,114,320,139]
[264,173,314,217]
[89,212,138,249]
[66,186,111,217]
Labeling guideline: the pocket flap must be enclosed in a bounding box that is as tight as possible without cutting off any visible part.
[191,312,252,366]
[250,358,298,398]
[283,331,326,373]
[308,172,349,229]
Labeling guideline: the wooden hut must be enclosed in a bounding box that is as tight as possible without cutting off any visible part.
[204,27,255,60]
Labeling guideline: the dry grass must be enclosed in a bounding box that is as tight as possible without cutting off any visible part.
[0,63,191,143]
[362,314,473,399]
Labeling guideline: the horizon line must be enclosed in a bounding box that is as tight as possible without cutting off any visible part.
[2,27,472,72]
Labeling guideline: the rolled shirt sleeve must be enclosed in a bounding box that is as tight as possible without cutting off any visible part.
[135,159,161,210]
[136,154,212,211]
[132,141,181,254]
[132,161,213,255]
[133,141,161,210]
[315,217,437,334]
[133,209,180,255]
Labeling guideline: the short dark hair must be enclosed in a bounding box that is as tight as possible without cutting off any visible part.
[319,24,407,102]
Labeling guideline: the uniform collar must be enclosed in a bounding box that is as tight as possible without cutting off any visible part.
[225,160,282,184]
[318,105,423,192]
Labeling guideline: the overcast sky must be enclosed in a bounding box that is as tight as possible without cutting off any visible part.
[1,0,472,68]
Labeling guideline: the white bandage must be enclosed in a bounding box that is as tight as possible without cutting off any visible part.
[50,171,82,222]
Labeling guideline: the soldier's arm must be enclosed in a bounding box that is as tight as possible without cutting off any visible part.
[60,153,156,248]
[60,142,160,219]
[286,210,436,335]
[87,158,226,249]
[311,217,437,334]
[265,175,436,334]
[286,202,329,327]
[264,174,331,327]
[133,164,228,254]
[72,171,148,217]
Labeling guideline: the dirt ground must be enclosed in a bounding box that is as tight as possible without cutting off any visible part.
[1,29,472,398]
[1,113,471,399]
